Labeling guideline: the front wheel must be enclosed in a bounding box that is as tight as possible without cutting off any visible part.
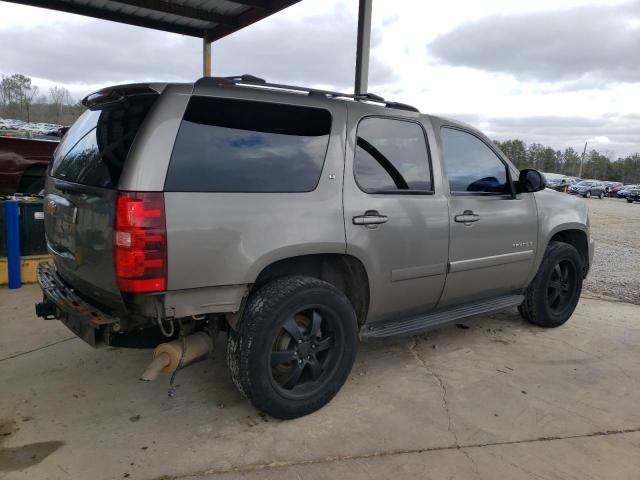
[598,192,604,199]
[585,191,591,198]
[226,276,358,419]
[519,241,583,328]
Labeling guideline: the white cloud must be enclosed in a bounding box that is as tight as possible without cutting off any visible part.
[588,136,612,144]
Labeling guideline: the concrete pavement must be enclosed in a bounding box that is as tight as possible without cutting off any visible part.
[1,285,639,479]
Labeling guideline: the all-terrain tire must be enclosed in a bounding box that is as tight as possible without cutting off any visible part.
[519,241,583,328]
[226,275,358,419]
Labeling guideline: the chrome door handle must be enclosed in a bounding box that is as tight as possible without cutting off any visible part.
[454,210,480,225]
[353,211,388,226]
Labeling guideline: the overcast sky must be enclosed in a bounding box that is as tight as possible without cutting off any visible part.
[1,0,639,157]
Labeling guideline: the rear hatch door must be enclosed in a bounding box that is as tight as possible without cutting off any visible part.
[44,87,158,310]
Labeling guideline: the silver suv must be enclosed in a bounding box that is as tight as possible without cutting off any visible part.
[36,76,593,419]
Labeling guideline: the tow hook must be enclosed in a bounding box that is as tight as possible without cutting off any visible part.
[140,331,213,382]
[35,300,59,320]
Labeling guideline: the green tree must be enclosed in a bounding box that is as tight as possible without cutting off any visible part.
[539,147,559,172]
[49,86,73,123]
[561,148,581,176]
[495,139,528,169]
[0,73,39,121]
[490,139,640,183]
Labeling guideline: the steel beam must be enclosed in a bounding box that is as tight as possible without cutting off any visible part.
[111,0,237,26]
[228,0,269,8]
[354,0,372,95]
[4,0,204,36]
[205,0,300,42]
[5,0,302,40]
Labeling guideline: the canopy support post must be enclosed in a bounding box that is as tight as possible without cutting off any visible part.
[203,31,212,77]
[354,0,372,95]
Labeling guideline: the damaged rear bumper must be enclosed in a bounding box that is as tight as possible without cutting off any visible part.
[35,262,119,346]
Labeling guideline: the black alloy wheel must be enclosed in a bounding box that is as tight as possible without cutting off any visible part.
[227,276,357,419]
[519,241,583,328]
[546,260,579,317]
[270,307,340,397]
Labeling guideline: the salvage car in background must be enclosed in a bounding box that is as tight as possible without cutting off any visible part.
[627,188,640,204]
[609,184,628,197]
[0,136,58,194]
[603,181,622,196]
[545,176,572,192]
[617,185,640,198]
[568,180,605,198]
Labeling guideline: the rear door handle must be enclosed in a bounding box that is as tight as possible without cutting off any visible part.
[454,210,480,225]
[353,211,388,226]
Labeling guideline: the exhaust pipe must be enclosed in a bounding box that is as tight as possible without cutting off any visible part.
[140,331,213,381]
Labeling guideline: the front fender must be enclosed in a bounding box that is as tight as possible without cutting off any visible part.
[531,189,592,281]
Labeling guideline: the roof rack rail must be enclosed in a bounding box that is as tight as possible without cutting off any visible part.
[223,74,266,84]
[195,75,420,113]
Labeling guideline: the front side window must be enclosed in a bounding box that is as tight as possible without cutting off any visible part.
[440,127,510,194]
[164,96,332,192]
[354,117,432,193]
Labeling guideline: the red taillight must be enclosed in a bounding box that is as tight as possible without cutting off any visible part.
[114,191,167,293]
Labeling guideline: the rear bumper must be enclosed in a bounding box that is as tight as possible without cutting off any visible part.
[36,262,119,346]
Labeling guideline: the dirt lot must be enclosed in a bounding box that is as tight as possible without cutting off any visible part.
[582,196,640,304]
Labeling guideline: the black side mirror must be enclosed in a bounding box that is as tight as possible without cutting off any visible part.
[515,169,545,194]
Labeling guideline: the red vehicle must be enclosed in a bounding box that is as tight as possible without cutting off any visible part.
[609,184,628,197]
[0,136,58,194]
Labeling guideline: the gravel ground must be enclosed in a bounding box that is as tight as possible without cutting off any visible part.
[580,196,640,304]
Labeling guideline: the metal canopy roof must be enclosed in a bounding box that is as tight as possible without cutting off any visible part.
[5,0,302,40]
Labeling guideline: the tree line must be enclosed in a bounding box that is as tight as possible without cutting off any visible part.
[495,139,640,184]
[0,73,84,125]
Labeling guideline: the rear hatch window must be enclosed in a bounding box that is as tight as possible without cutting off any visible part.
[50,94,157,188]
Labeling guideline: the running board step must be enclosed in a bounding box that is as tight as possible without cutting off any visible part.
[361,294,524,339]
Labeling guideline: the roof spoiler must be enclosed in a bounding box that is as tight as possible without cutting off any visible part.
[82,84,162,110]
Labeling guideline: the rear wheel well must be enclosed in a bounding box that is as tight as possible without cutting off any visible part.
[549,230,589,276]
[251,254,370,325]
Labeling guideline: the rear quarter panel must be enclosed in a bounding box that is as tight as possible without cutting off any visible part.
[161,89,348,290]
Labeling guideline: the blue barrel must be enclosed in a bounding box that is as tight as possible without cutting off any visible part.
[5,200,22,289]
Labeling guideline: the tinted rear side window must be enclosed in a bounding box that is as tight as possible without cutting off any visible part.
[50,95,157,188]
[354,117,432,193]
[165,96,332,192]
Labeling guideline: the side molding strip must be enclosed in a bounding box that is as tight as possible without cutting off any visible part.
[449,250,534,273]
[391,263,447,282]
